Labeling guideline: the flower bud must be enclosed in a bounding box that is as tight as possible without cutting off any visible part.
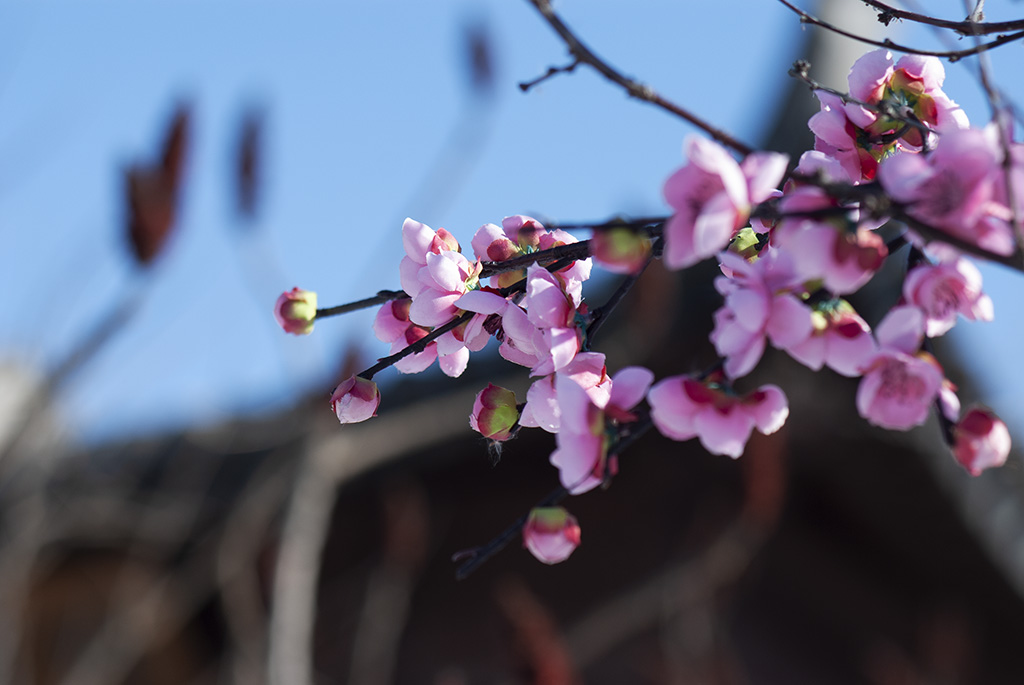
[952,406,1010,476]
[590,227,652,274]
[523,507,580,565]
[330,375,381,424]
[274,288,317,335]
[469,384,519,441]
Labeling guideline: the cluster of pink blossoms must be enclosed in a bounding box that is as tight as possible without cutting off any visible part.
[278,48,1017,567]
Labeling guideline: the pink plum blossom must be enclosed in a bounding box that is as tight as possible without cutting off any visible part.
[856,306,944,430]
[399,218,483,328]
[786,299,876,377]
[550,366,654,495]
[903,251,993,337]
[710,250,813,379]
[952,406,1011,476]
[647,374,789,459]
[523,507,581,564]
[809,91,879,182]
[523,265,585,376]
[373,298,478,377]
[519,352,611,433]
[878,127,1015,256]
[330,376,380,424]
[809,50,968,181]
[842,50,967,146]
[662,136,788,269]
[773,154,888,294]
[274,288,317,335]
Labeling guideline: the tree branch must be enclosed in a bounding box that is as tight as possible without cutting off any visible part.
[523,0,755,156]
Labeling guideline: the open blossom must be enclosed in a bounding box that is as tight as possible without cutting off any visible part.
[904,250,993,337]
[519,352,611,433]
[843,50,967,146]
[274,288,317,335]
[330,375,380,424]
[373,298,482,377]
[523,507,581,565]
[710,249,813,379]
[773,153,887,294]
[399,218,482,328]
[550,366,653,495]
[524,265,584,376]
[786,299,876,377]
[647,374,788,459]
[856,306,943,430]
[662,136,788,269]
[809,50,967,181]
[952,406,1011,476]
[878,127,1015,256]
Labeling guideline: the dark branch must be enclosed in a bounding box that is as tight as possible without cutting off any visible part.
[523,0,755,155]
[316,289,408,319]
[860,0,1024,35]
[777,0,1024,62]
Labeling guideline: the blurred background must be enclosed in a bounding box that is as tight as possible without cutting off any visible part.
[3,0,1024,683]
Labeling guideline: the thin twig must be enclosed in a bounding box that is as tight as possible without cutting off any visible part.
[316,290,407,319]
[523,0,755,155]
[777,0,1024,62]
[860,0,1023,34]
[518,59,581,91]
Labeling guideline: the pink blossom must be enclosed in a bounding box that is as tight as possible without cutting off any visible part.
[856,306,944,430]
[809,91,878,182]
[647,374,788,459]
[523,507,581,565]
[274,288,317,335]
[523,265,584,376]
[519,352,611,433]
[809,50,968,182]
[469,384,520,441]
[550,367,653,494]
[843,50,967,145]
[662,136,788,269]
[904,251,993,337]
[710,250,813,379]
[330,375,380,424]
[786,300,876,377]
[952,406,1011,476]
[773,160,887,294]
[399,218,483,328]
[373,298,477,377]
[878,127,1015,256]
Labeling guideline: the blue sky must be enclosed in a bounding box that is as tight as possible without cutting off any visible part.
[1,0,1022,443]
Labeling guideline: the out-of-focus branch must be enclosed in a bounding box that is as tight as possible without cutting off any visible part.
[522,0,755,156]
[777,0,1024,62]
[861,0,1024,35]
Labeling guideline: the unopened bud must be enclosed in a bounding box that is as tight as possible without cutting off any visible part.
[469,384,519,441]
[330,375,381,424]
[274,288,317,335]
[523,507,580,564]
